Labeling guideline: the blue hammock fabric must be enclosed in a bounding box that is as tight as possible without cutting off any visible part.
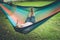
[0,1,60,34]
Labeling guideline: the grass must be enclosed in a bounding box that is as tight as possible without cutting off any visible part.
[0,1,60,40]
[12,1,55,7]
[0,10,60,40]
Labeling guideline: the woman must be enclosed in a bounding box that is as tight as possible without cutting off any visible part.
[16,7,35,28]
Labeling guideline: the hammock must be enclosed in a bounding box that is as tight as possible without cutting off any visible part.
[0,1,60,34]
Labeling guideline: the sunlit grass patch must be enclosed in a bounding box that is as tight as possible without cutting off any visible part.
[12,1,54,7]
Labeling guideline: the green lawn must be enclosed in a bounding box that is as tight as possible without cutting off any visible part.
[0,10,60,40]
[12,1,55,7]
[0,1,60,40]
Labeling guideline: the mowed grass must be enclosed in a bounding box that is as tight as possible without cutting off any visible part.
[12,1,55,7]
[0,1,60,40]
[0,9,60,40]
